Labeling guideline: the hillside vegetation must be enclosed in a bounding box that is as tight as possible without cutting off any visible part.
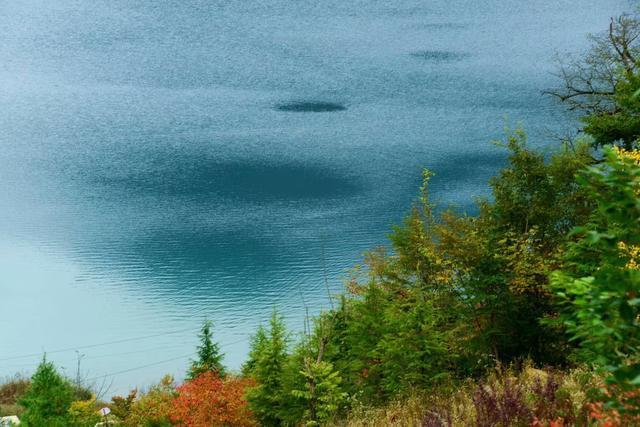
[3,11,640,427]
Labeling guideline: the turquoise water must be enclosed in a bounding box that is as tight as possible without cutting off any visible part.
[0,0,630,395]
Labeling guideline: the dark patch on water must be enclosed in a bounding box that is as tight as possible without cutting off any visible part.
[410,50,469,62]
[417,22,468,30]
[89,156,361,202]
[275,101,347,112]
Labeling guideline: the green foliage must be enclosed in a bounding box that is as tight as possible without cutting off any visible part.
[551,146,640,412]
[463,132,594,365]
[292,359,346,426]
[308,132,595,411]
[125,375,175,427]
[584,71,640,149]
[68,397,100,427]
[19,357,75,427]
[109,389,137,421]
[242,324,268,377]
[549,13,640,149]
[313,172,468,403]
[246,308,290,426]
[188,319,225,380]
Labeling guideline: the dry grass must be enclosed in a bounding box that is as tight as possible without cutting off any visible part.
[0,403,24,417]
[334,364,602,427]
[0,375,29,405]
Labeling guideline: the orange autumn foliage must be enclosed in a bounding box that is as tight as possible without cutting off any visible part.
[586,401,640,426]
[585,384,640,427]
[171,372,256,427]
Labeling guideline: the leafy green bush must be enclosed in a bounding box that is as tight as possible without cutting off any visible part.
[125,375,175,427]
[551,146,640,414]
[68,397,101,427]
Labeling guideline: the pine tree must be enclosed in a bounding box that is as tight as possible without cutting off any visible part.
[292,359,346,426]
[242,324,267,377]
[19,356,74,427]
[292,321,347,427]
[247,308,289,426]
[188,319,225,380]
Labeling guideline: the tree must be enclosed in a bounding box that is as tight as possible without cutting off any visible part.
[290,314,347,427]
[583,67,640,149]
[188,319,225,380]
[551,146,640,413]
[19,356,75,427]
[242,324,267,377]
[304,130,596,412]
[292,360,346,427]
[547,14,640,148]
[325,171,467,400]
[465,131,594,365]
[171,372,256,426]
[246,308,289,426]
[548,14,640,115]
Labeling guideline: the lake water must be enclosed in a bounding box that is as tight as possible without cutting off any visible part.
[0,0,630,395]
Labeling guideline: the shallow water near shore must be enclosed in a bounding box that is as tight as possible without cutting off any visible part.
[0,0,630,395]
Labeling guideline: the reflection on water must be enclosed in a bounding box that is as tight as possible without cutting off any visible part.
[0,0,628,394]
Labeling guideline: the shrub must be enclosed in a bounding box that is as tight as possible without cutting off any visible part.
[0,376,29,417]
[586,383,640,426]
[551,146,640,413]
[110,389,137,421]
[0,376,30,405]
[339,365,600,426]
[68,397,101,427]
[171,371,256,426]
[472,377,532,427]
[125,375,175,427]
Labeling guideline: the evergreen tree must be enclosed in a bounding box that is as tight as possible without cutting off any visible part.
[242,324,267,377]
[313,133,595,405]
[188,319,225,380]
[291,318,347,426]
[246,308,289,426]
[292,359,346,426]
[19,356,74,427]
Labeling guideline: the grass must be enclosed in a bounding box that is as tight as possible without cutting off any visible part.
[333,363,604,427]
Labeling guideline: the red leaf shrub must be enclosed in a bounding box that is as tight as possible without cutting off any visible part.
[586,384,640,427]
[171,372,256,426]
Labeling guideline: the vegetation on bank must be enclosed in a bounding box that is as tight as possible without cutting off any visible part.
[3,11,640,427]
